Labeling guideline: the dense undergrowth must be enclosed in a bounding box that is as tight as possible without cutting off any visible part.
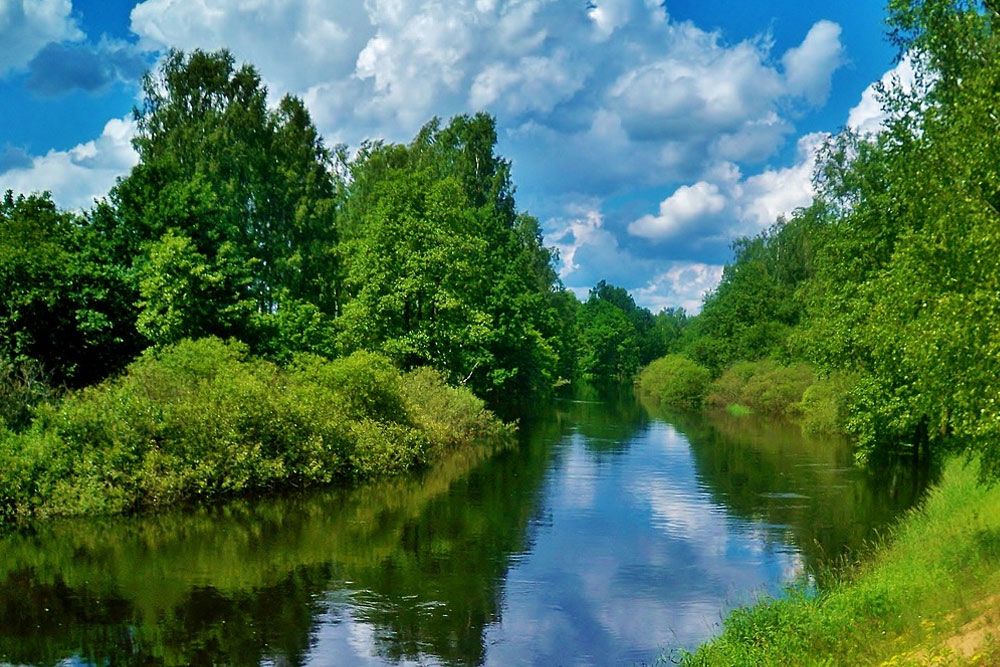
[0,338,510,527]
[636,358,854,437]
[678,457,1000,666]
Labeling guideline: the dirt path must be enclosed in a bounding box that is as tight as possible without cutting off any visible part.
[939,596,1000,664]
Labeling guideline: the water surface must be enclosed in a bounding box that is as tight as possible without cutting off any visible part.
[0,392,928,666]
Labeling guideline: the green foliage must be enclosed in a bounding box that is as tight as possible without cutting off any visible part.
[0,360,54,432]
[741,364,816,416]
[136,229,255,345]
[110,49,340,346]
[578,298,640,382]
[337,114,564,404]
[706,361,817,417]
[576,281,683,383]
[400,367,512,449]
[636,355,712,408]
[687,212,817,373]
[0,338,509,525]
[0,191,139,386]
[678,1,1000,473]
[797,373,858,436]
[725,404,753,418]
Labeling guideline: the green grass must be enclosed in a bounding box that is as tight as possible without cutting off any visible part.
[678,457,1000,666]
[725,404,753,417]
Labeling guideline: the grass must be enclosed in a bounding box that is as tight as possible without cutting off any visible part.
[725,403,753,417]
[678,456,1000,666]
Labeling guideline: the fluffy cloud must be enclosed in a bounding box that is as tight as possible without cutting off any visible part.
[130,0,373,94]
[0,0,83,75]
[628,182,727,241]
[127,0,845,199]
[633,262,725,313]
[782,20,845,106]
[627,131,827,245]
[546,203,633,283]
[0,116,138,209]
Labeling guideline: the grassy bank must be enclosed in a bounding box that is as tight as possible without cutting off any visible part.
[679,457,1000,666]
[0,337,511,527]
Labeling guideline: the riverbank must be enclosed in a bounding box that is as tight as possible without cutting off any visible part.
[679,456,1000,666]
[0,338,512,528]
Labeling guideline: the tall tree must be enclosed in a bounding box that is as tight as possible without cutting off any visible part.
[106,49,340,349]
[0,192,138,386]
[338,114,563,403]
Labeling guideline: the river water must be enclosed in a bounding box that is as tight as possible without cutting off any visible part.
[0,391,929,666]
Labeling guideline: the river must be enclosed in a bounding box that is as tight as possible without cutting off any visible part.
[0,390,929,666]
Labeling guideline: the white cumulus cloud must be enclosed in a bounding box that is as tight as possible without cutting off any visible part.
[0,0,83,75]
[627,131,827,245]
[847,56,917,135]
[782,20,845,106]
[628,182,728,241]
[0,116,138,210]
[126,0,845,200]
[633,262,725,313]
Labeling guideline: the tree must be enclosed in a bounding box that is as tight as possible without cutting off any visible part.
[107,49,340,349]
[0,191,138,387]
[338,114,563,404]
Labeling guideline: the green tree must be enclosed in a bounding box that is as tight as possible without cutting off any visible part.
[0,192,138,387]
[106,49,340,350]
[338,114,562,404]
[577,298,640,381]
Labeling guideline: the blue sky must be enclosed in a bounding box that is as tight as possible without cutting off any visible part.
[0,0,907,311]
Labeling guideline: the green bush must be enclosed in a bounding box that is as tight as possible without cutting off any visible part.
[796,372,857,436]
[0,360,55,432]
[706,360,816,416]
[705,360,762,408]
[0,338,510,526]
[400,367,511,450]
[637,355,712,408]
[742,363,816,415]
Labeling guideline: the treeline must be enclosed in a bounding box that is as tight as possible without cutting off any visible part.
[639,0,1000,477]
[1,49,683,420]
[0,49,687,521]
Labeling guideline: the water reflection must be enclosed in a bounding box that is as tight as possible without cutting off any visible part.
[0,393,928,666]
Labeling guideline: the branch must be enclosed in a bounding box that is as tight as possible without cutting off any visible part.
[461,361,480,386]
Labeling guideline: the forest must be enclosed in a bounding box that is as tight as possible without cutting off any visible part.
[638,0,1000,481]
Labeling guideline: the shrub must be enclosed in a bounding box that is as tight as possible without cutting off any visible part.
[290,349,409,423]
[706,360,816,416]
[0,338,510,526]
[0,359,55,432]
[705,360,764,408]
[400,367,511,450]
[797,372,857,436]
[741,363,816,415]
[637,355,712,408]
